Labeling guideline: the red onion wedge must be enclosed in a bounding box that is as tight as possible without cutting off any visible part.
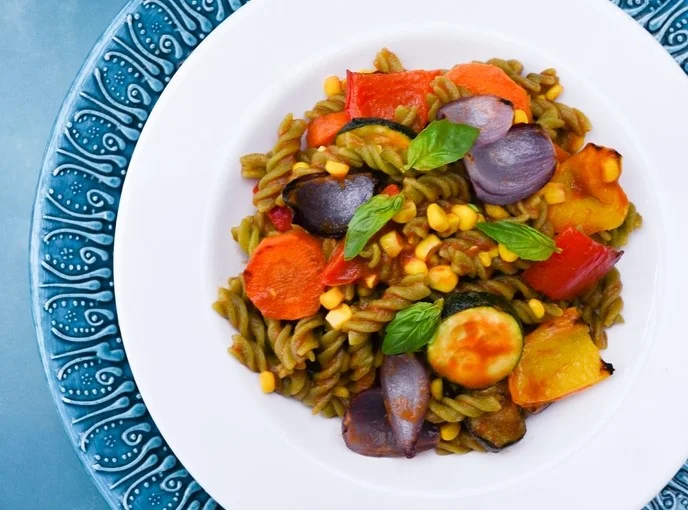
[464,124,556,205]
[342,389,439,458]
[437,95,514,147]
[381,354,431,458]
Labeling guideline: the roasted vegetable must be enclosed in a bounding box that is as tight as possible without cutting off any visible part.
[244,231,326,320]
[442,291,521,328]
[381,354,430,458]
[267,205,293,232]
[508,308,614,407]
[547,143,629,235]
[522,227,622,300]
[345,70,443,131]
[466,397,526,451]
[307,111,351,148]
[445,62,531,118]
[437,95,514,146]
[336,117,416,149]
[464,124,556,205]
[321,242,373,286]
[342,389,439,457]
[428,306,524,389]
[282,172,380,238]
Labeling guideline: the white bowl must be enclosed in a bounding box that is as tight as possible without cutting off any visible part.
[114,0,688,508]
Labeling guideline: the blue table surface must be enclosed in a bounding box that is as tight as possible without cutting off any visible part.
[0,2,128,508]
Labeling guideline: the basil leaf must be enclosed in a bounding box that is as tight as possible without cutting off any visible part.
[476,221,557,261]
[405,120,480,172]
[382,299,444,355]
[344,193,404,260]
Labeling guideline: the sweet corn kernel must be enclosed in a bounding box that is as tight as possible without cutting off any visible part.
[393,200,417,223]
[414,234,442,261]
[326,303,353,330]
[320,287,344,310]
[259,371,276,394]
[430,378,444,401]
[485,204,510,220]
[478,251,492,267]
[362,274,379,289]
[542,183,566,204]
[333,386,350,399]
[451,204,479,231]
[440,423,460,442]
[324,75,342,97]
[404,258,428,275]
[444,213,461,233]
[489,247,499,258]
[380,231,404,258]
[325,160,350,178]
[602,158,620,183]
[477,213,486,223]
[498,243,519,263]
[292,161,310,171]
[528,298,546,319]
[428,265,459,293]
[317,145,327,152]
[545,84,564,101]
[513,109,529,124]
[357,284,373,297]
[427,203,450,232]
[568,135,584,152]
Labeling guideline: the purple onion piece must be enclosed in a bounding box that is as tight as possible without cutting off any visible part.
[381,354,431,458]
[437,95,514,147]
[464,124,556,205]
[342,389,439,458]
[282,171,380,238]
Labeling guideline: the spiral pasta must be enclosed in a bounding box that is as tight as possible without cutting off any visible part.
[310,328,348,414]
[231,212,274,255]
[577,268,624,349]
[253,114,308,212]
[402,169,471,204]
[436,429,486,455]
[393,105,420,128]
[228,334,269,373]
[305,93,346,121]
[426,393,502,424]
[426,75,472,121]
[240,152,270,179]
[374,47,404,73]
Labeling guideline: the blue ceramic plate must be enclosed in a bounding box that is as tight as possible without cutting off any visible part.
[29,0,688,508]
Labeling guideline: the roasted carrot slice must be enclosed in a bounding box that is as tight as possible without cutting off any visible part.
[445,63,531,119]
[307,111,350,148]
[244,231,326,320]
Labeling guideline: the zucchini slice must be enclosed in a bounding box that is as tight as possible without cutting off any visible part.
[427,306,524,389]
[336,118,416,149]
[466,397,526,451]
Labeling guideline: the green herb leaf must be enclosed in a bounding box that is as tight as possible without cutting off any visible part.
[405,120,480,172]
[382,299,444,355]
[476,221,557,261]
[344,193,405,260]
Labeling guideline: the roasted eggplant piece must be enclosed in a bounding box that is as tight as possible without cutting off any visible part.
[282,172,380,238]
[342,389,439,458]
[381,354,430,458]
[466,397,526,451]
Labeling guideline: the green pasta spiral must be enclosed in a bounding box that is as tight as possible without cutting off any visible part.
[335,132,407,179]
[231,212,274,256]
[426,75,472,122]
[228,334,269,373]
[305,93,346,121]
[374,47,404,73]
[402,169,471,204]
[253,114,307,212]
[426,393,502,424]
[436,429,486,455]
[240,152,270,179]
[577,268,624,349]
[310,328,348,415]
[393,105,420,128]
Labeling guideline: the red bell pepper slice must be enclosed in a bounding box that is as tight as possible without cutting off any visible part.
[267,206,293,232]
[522,227,622,301]
[345,70,443,131]
[381,184,400,196]
[322,242,371,286]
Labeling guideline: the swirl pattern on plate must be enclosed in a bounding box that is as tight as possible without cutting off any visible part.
[28,0,688,508]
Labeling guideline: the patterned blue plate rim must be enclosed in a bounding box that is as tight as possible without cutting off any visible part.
[28,0,688,509]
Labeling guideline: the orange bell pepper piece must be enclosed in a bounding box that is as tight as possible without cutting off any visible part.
[306,111,351,148]
[547,143,629,235]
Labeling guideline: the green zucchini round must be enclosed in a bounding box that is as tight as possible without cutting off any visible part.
[442,291,523,329]
[336,118,416,149]
[428,306,524,390]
